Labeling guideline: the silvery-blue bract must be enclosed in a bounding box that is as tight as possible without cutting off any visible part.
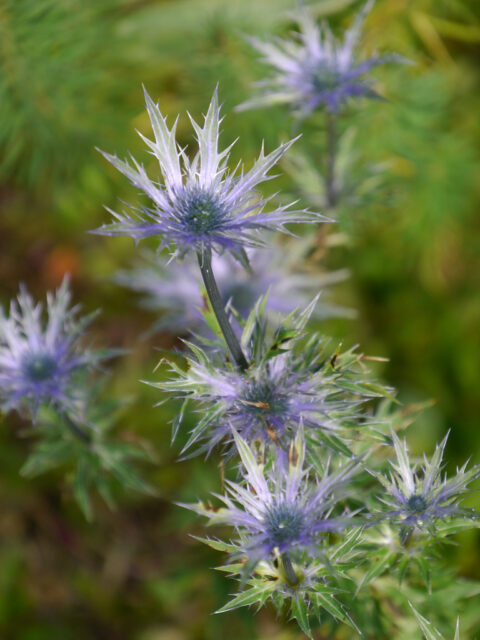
[115,246,350,335]
[95,88,324,258]
[374,430,480,531]
[185,429,358,569]
[238,1,405,116]
[0,278,104,418]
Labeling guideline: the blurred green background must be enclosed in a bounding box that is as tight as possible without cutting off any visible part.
[0,0,479,638]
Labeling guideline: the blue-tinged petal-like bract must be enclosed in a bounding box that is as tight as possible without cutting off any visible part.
[238,1,407,117]
[0,278,106,418]
[94,88,325,257]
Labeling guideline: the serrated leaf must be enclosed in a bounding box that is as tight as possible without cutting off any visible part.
[73,455,93,521]
[20,440,74,477]
[95,443,155,495]
[435,518,480,537]
[192,536,238,553]
[415,555,431,591]
[330,527,363,561]
[312,429,353,457]
[291,595,312,638]
[339,380,396,401]
[215,582,275,614]
[311,586,357,630]
[409,603,444,640]
[357,548,396,592]
[215,563,245,574]
[92,468,116,509]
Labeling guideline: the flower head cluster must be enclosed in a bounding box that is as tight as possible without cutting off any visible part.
[95,88,323,258]
[374,430,480,532]
[186,429,358,568]
[239,2,405,116]
[116,246,350,334]
[0,278,105,418]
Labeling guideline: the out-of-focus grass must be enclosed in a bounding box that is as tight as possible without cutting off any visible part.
[0,0,479,638]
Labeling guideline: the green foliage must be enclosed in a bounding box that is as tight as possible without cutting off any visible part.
[20,398,155,520]
[0,0,137,189]
[0,0,479,638]
[410,604,460,640]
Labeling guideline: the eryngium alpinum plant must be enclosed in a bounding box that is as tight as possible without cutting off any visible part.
[0,278,153,520]
[94,54,480,635]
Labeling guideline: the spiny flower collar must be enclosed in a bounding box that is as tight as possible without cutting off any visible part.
[94,87,326,258]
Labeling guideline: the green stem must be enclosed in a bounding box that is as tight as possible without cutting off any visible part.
[400,526,413,548]
[281,552,299,586]
[197,247,249,371]
[325,112,337,209]
[64,413,91,444]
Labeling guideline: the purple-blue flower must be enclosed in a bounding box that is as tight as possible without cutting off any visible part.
[175,347,339,455]
[238,2,406,116]
[374,430,480,531]
[185,430,358,567]
[0,278,105,418]
[158,298,376,457]
[94,88,323,258]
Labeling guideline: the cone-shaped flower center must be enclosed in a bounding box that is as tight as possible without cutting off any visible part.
[407,494,427,514]
[22,352,58,382]
[311,65,342,92]
[240,380,290,421]
[265,501,305,546]
[180,188,227,235]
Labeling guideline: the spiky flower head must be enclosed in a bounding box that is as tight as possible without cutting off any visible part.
[94,88,323,258]
[238,1,406,117]
[158,298,380,457]
[0,278,107,418]
[185,429,358,570]
[115,245,350,335]
[374,430,480,532]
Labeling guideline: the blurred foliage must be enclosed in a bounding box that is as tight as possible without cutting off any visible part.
[0,0,479,638]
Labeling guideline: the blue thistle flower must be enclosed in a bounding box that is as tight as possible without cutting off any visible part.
[374,430,480,532]
[115,245,350,335]
[0,278,107,418]
[185,429,358,569]
[238,1,407,117]
[175,346,337,454]
[158,298,368,456]
[94,88,323,258]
